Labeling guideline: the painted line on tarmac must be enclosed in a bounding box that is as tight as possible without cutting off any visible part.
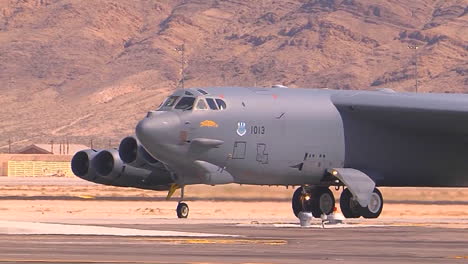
[76,195,95,199]
[0,260,169,264]
[0,220,237,237]
[0,260,261,264]
[131,237,287,245]
[273,223,387,228]
[237,223,390,228]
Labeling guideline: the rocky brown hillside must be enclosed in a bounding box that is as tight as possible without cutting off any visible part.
[0,0,467,150]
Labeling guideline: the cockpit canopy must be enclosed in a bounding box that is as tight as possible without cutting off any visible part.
[157,89,227,112]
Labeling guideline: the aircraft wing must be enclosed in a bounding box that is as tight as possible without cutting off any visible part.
[331,91,468,136]
[330,91,468,187]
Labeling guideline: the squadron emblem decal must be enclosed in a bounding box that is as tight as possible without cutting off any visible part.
[237,122,247,136]
[200,120,218,128]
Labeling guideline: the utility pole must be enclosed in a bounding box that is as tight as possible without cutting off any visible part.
[175,42,186,89]
[8,138,11,154]
[408,45,419,93]
[50,140,54,154]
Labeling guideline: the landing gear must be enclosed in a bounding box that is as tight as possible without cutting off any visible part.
[292,187,306,217]
[176,185,189,218]
[292,186,335,218]
[339,187,383,219]
[339,188,361,218]
[176,202,189,218]
[360,188,383,219]
[167,184,190,218]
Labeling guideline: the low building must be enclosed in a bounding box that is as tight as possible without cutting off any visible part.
[0,154,76,177]
[0,144,89,177]
[17,144,89,155]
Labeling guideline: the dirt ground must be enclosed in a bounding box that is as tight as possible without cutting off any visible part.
[1,177,467,201]
[1,200,467,222]
[0,177,466,222]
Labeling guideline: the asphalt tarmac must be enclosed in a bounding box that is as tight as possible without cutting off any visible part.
[0,219,466,264]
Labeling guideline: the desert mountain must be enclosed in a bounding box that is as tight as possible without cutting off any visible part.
[0,0,467,150]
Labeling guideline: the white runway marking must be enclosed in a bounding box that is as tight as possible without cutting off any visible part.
[272,223,387,228]
[0,220,236,237]
[237,222,390,228]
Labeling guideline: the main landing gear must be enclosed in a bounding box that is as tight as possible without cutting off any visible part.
[167,184,189,218]
[339,188,383,218]
[292,186,384,219]
[292,186,335,218]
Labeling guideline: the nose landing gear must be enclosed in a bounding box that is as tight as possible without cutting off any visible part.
[176,202,189,218]
[176,185,189,218]
[167,184,190,218]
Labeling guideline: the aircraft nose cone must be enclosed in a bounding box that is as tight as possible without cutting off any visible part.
[136,111,181,146]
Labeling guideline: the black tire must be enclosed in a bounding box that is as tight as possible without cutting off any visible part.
[292,187,335,218]
[340,188,361,218]
[176,202,189,218]
[292,187,306,217]
[310,187,335,218]
[360,188,383,219]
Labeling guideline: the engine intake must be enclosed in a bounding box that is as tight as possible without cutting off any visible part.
[71,144,174,190]
[119,136,158,167]
[93,149,123,179]
[71,149,100,181]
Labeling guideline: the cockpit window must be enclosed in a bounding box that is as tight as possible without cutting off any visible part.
[195,99,208,110]
[215,99,227,110]
[163,96,180,107]
[206,98,218,110]
[175,97,195,110]
[197,89,208,95]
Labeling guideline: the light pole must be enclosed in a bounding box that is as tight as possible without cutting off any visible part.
[175,43,186,89]
[408,45,419,93]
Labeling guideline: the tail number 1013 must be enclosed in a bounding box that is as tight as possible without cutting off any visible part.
[251,125,265,135]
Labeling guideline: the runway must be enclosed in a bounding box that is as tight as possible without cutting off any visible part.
[0,219,466,264]
[0,178,466,263]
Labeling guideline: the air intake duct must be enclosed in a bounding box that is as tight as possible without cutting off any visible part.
[119,136,158,168]
[72,148,173,189]
[93,149,126,179]
[92,148,162,184]
[71,149,100,181]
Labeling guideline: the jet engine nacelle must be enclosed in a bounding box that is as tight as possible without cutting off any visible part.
[71,149,100,181]
[92,148,174,189]
[92,149,147,180]
[71,149,117,186]
[119,136,159,168]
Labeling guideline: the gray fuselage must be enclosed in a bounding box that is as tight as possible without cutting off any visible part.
[136,87,468,188]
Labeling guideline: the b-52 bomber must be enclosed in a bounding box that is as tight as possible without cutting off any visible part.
[72,86,468,218]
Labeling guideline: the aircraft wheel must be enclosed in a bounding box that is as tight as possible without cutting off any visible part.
[310,187,335,218]
[292,187,309,217]
[340,188,361,218]
[292,187,335,218]
[176,202,189,218]
[360,188,383,219]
